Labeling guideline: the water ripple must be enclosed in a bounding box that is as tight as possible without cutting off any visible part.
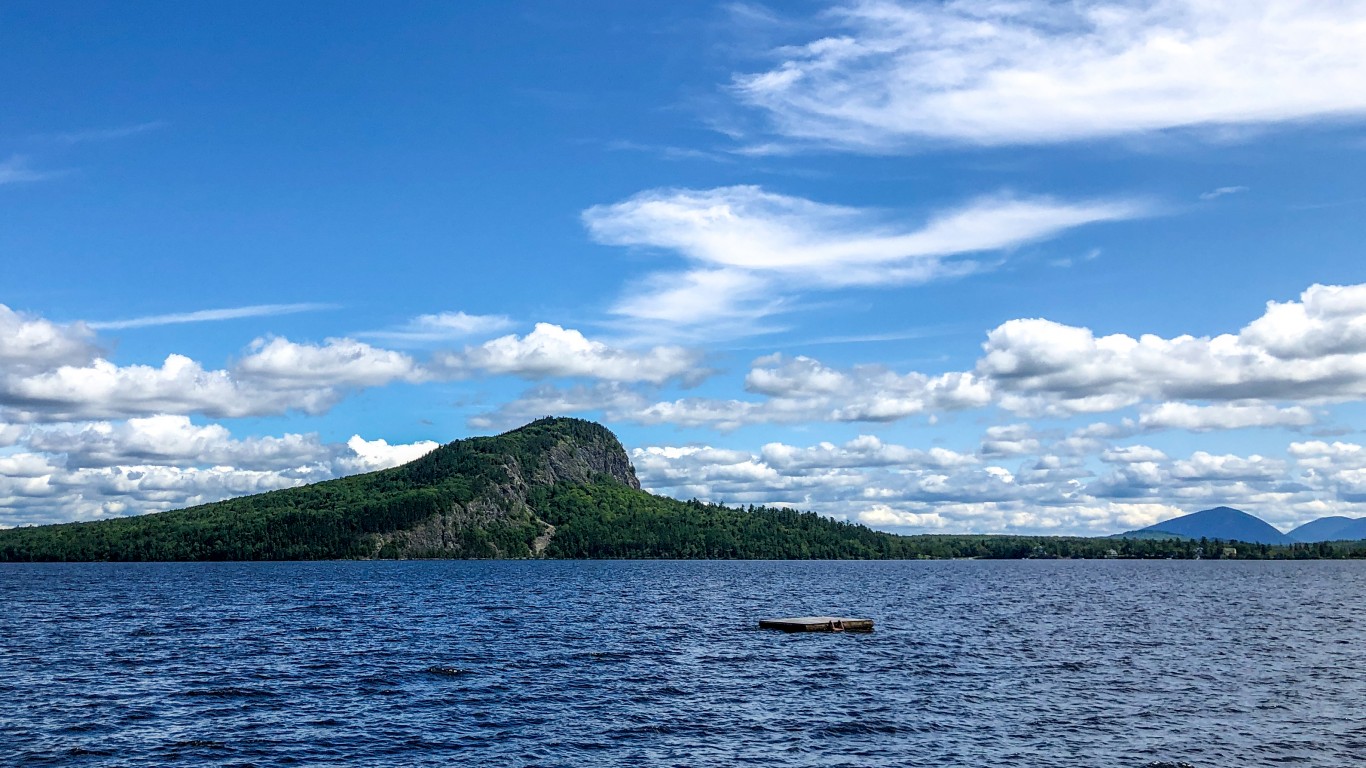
[1,560,1363,767]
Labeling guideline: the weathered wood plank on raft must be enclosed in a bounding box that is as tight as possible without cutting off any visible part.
[758,616,873,632]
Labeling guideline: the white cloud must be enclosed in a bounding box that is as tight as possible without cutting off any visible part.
[980,424,1041,457]
[0,421,25,447]
[759,435,978,472]
[733,0,1366,149]
[1101,445,1170,464]
[610,268,779,331]
[3,355,284,421]
[1199,186,1249,201]
[469,281,1366,434]
[585,185,1145,329]
[1138,402,1314,431]
[0,304,98,372]
[1288,440,1366,468]
[751,353,992,421]
[1170,451,1284,481]
[2,334,421,423]
[88,303,334,331]
[467,382,651,432]
[627,433,1196,534]
[1241,283,1366,359]
[624,421,1366,535]
[436,323,705,385]
[629,354,990,430]
[236,336,422,389]
[26,415,331,469]
[980,283,1366,413]
[340,435,442,473]
[359,311,515,344]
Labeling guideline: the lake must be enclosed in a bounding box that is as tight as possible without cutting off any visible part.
[2,560,1363,767]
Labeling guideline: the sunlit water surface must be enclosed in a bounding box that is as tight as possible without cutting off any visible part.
[2,560,1363,767]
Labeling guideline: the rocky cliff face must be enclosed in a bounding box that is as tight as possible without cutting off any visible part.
[532,429,641,490]
[376,417,640,558]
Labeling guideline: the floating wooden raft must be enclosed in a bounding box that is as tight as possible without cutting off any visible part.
[758,616,873,633]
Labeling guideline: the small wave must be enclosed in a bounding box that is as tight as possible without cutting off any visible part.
[570,650,632,662]
[424,665,472,677]
[168,739,229,749]
[178,687,274,698]
[813,720,909,737]
[65,747,115,757]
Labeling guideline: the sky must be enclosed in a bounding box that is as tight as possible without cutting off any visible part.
[4,0,1366,536]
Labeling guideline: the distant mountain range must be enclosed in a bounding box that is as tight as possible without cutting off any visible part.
[1286,516,1366,543]
[1120,506,1366,544]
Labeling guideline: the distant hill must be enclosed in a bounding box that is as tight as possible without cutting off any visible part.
[1121,506,1292,545]
[0,417,933,562]
[1288,516,1366,543]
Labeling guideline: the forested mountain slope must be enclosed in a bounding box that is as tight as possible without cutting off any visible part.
[0,418,920,561]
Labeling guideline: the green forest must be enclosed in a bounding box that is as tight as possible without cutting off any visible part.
[2,417,1364,563]
[531,481,1366,561]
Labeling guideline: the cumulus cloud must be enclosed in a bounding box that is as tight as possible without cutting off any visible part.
[1101,445,1170,464]
[339,435,443,474]
[625,417,1366,535]
[714,354,988,427]
[0,324,423,422]
[3,355,289,421]
[1171,451,1284,481]
[981,283,1366,414]
[732,0,1366,149]
[236,336,422,389]
[467,382,651,431]
[1288,441,1366,501]
[468,281,1366,435]
[749,353,992,421]
[1,418,438,527]
[1241,283,1366,359]
[585,185,1145,330]
[979,424,1041,457]
[1138,402,1315,431]
[2,343,419,423]
[629,433,1190,535]
[760,435,977,472]
[0,304,99,373]
[434,323,705,385]
[5,304,692,423]
[26,415,332,470]
[471,352,992,431]
[0,421,25,447]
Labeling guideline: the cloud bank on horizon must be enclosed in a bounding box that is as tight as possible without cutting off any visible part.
[3,0,1366,535]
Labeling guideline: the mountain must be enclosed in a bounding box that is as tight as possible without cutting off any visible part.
[0,417,923,562]
[1121,506,1293,545]
[1288,516,1366,543]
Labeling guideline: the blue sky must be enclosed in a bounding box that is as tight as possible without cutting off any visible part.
[4,0,1366,534]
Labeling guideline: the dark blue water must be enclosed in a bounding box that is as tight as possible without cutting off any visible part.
[2,560,1363,767]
